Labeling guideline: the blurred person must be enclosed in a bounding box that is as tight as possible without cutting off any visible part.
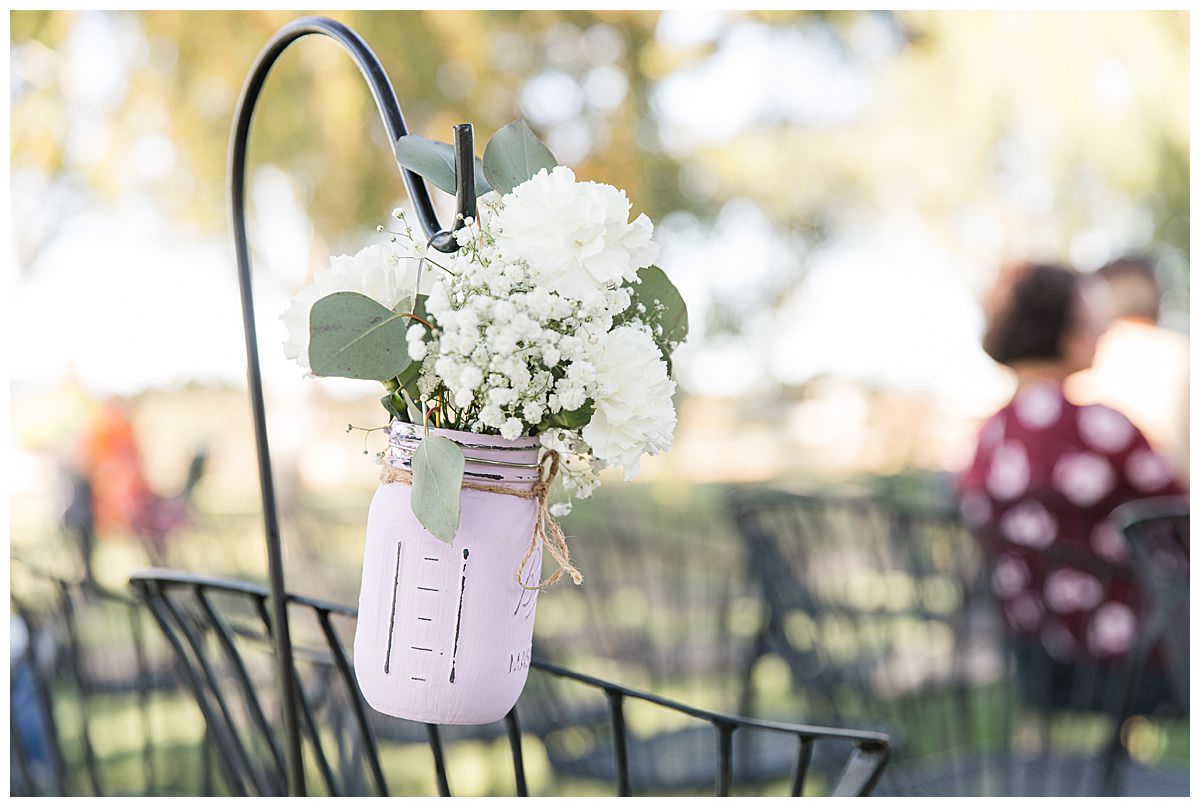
[957,261,1184,712]
[68,397,151,582]
[77,397,206,567]
[10,613,53,790]
[1066,256,1189,480]
[83,397,152,535]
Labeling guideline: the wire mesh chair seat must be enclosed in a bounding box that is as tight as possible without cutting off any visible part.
[727,487,1186,796]
[128,568,890,796]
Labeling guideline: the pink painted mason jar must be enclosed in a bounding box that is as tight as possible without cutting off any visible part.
[353,422,544,725]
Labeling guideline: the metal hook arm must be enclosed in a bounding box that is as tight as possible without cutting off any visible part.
[227,15,466,795]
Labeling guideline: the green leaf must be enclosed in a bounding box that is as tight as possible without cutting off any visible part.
[381,391,408,423]
[629,265,689,353]
[392,294,432,324]
[411,435,464,543]
[309,292,411,381]
[539,401,595,431]
[482,120,558,195]
[394,135,492,197]
[395,362,422,404]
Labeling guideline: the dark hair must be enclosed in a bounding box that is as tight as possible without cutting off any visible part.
[1097,255,1161,321]
[982,262,1081,367]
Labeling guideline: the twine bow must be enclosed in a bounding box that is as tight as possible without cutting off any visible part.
[379,449,582,591]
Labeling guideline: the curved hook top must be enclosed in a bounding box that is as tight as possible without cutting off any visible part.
[229,15,458,253]
[226,15,468,795]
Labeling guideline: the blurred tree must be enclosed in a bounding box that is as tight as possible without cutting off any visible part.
[11,9,1188,322]
[683,11,1188,264]
[11,10,689,271]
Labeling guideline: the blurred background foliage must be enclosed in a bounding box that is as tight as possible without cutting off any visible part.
[12,10,1188,282]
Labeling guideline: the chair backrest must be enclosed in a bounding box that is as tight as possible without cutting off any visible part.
[10,558,182,796]
[728,490,989,725]
[729,487,1181,796]
[128,570,379,796]
[543,487,754,710]
[1112,496,1189,711]
[128,569,891,796]
[965,491,1189,796]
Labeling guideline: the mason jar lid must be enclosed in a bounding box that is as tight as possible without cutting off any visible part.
[384,421,542,487]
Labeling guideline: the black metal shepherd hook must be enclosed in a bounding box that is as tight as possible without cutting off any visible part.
[228,15,476,794]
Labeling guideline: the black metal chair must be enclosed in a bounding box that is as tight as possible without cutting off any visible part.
[10,558,194,796]
[728,491,987,713]
[128,569,890,796]
[542,488,755,703]
[971,493,1189,797]
[515,489,840,794]
[727,488,1188,796]
[1111,496,1189,713]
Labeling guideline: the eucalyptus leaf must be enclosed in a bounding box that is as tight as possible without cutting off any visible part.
[309,292,412,381]
[482,120,557,195]
[394,135,492,197]
[628,265,689,356]
[411,435,465,543]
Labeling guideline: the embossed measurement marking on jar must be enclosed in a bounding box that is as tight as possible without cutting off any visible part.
[383,541,402,674]
[383,538,465,684]
[449,548,469,683]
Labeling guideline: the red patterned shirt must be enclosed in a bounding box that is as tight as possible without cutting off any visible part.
[958,380,1184,661]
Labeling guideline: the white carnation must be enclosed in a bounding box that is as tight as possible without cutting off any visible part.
[582,326,676,479]
[491,166,659,300]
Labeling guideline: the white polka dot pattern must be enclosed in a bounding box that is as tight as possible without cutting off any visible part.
[1051,452,1115,507]
[1090,521,1129,563]
[1126,448,1172,493]
[1087,601,1136,656]
[1013,384,1062,429]
[987,441,1029,500]
[1077,405,1135,453]
[991,554,1029,597]
[999,499,1057,548]
[1044,568,1104,613]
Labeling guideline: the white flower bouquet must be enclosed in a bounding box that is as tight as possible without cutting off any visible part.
[282,120,685,723]
[283,121,686,547]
